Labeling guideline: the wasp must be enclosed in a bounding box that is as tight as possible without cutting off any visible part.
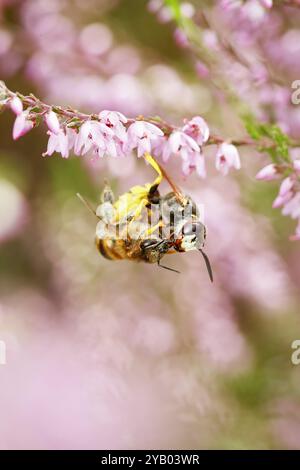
[77,154,213,282]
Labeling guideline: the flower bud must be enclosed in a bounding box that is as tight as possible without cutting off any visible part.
[45,111,60,135]
[12,113,33,140]
[174,28,189,48]
[10,96,23,116]
[279,177,293,197]
[272,191,293,209]
[256,164,278,181]
[195,61,210,79]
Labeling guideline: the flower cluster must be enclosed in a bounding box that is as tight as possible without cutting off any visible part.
[219,0,273,15]
[147,0,300,241]
[256,160,300,240]
[1,83,241,178]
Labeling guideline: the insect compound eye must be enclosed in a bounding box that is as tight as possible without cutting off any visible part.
[140,238,159,251]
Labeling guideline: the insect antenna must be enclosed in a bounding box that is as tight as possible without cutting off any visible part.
[199,249,214,283]
[76,193,99,218]
[157,259,180,274]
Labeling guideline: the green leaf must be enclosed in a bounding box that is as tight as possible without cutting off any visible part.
[243,114,291,164]
[244,116,263,141]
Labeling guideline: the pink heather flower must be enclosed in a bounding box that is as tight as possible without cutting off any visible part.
[272,177,295,209]
[293,160,300,172]
[195,61,210,79]
[169,131,199,157]
[126,121,163,157]
[219,0,242,10]
[182,150,206,178]
[152,136,172,162]
[74,121,93,155]
[12,112,34,140]
[182,116,210,146]
[66,127,77,151]
[74,120,114,157]
[10,96,23,116]
[168,131,205,177]
[174,28,189,48]
[180,2,195,18]
[157,6,173,23]
[147,0,163,14]
[256,163,278,181]
[99,110,127,141]
[290,219,300,241]
[44,129,71,159]
[279,176,294,197]
[202,29,219,51]
[259,0,272,8]
[45,111,60,135]
[215,142,241,175]
[282,193,300,219]
[272,192,293,209]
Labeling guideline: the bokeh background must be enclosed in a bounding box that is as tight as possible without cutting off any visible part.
[1,0,300,450]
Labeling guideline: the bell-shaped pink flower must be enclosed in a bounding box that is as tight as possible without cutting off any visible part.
[99,110,127,125]
[45,111,60,135]
[10,96,23,116]
[215,142,241,175]
[74,120,114,157]
[74,121,94,155]
[99,110,127,142]
[256,163,278,181]
[152,136,172,162]
[126,121,163,157]
[12,112,34,140]
[182,116,210,146]
[168,131,205,177]
[279,176,294,197]
[182,151,206,178]
[43,129,71,158]
[272,191,293,209]
[282,193,300,219]
[272,177,295,209]
[169,131,199,155]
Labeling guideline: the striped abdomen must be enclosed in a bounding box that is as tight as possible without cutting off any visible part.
[96,237,129,261]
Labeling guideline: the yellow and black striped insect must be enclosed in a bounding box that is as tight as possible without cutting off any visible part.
[77,154,213,281]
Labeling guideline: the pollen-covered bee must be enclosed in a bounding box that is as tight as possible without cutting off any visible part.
[77,154,213,282]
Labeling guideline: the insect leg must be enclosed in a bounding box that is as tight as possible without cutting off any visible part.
[127,198,148,227]
[144,153,163,188]
[144,221,164,237]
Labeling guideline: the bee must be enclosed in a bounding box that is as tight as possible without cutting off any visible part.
[77,154,213,282]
